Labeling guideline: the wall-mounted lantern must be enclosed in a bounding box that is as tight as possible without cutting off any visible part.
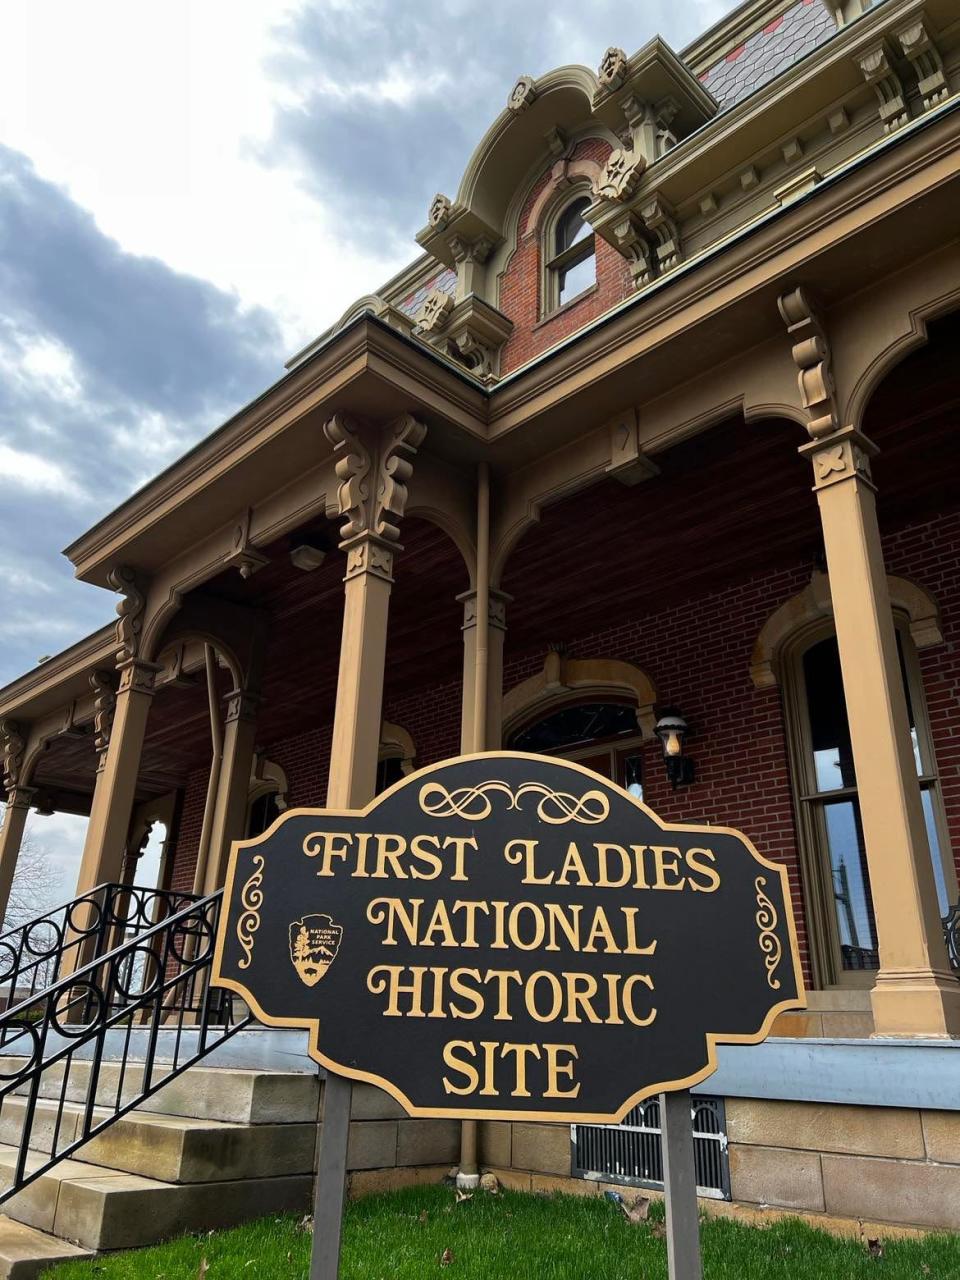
[654,709,695,789]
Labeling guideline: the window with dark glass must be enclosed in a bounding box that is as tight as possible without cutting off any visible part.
[376,755,405,795]
[797,631,951,975]
[547,197,596,310]
[509,700,643,798]
[246,791,282,840]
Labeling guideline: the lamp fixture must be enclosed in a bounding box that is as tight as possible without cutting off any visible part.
[654,709,695,789]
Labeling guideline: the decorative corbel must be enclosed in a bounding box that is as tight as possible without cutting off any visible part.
[508,75,537,114]
[375,413,428,543]
[107,566,146,666]
[605,409,661,486]
[1,720,25,795]
[896,19,948,111]
[593,147,647,202]
[323,412,427,581]
[224,509,269,580]
[414,289,455,335]
[598,47,628,91]
[324,413,373,541]
[777,288,841,439]
[639,196,681,272]
[89,670,118,768]
[857,44,908,132]
[427,193,452,230]
[609,212,655,287]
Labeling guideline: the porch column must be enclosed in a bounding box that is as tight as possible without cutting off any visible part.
[74,657,157,898]
[458,589,509,753]
[0,723,32,925]
[323,412,426,808]
[203,688,261,895]
[781,290,960,1036]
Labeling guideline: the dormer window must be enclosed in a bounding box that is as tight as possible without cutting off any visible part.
[546,196,596,312]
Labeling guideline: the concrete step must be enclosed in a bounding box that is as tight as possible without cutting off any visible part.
[0,1216,92,1279]
[0,1058,320,1124]
[0,1096,317,1183]
[0,1146,312,1252]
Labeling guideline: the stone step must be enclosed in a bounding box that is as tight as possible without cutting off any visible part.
[0,1146,312,1252]
[0,1096,317,1183]
[0,1058,320,1124]
[0,1216,92,1279]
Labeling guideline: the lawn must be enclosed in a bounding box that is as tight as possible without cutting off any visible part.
[45,1184,960,1279]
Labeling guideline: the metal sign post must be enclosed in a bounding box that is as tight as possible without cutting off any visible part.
[661,1090,703,1280]
[309,1072,352,1280]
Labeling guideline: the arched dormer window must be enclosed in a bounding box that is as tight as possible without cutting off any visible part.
[545,196,596,313]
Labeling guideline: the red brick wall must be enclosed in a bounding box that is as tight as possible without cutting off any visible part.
[164,511,960,988]
[498,138,634,374]
[885,512,960,875]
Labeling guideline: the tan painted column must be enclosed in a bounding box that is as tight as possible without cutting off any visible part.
[204,688,261,895]
[802,426,960,1034]
[0,721,33,926]
[323,411,426,808]
[780,288,960,1036]
[0,787,36,926]
[74,658,157,898]
[459,589,509,753]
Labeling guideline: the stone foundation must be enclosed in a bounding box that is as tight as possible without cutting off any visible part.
[474,1096,960,1235]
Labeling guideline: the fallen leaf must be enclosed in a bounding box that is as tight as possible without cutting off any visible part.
[297,1215,314,1234]
[620,1196,651,1225]
[418,1210,429,1223]
[649,1222,666,1240]
[479,1172,500,1194]
[455,1189,473,1203]
[440,1245,455,1265]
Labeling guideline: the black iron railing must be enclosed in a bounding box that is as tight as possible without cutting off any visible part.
[0,888,247,1202]
[944,902,960,973]
[0,883,199,1013]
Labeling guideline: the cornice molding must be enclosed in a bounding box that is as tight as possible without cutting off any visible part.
[487,95,960,433]
[0,625,115,721]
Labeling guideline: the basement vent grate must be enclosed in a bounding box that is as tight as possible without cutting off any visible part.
[571,1096,730,1199]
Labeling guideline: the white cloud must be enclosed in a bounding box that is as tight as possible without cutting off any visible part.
[0,441,83,501]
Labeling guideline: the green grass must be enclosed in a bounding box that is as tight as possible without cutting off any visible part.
[44,1184,960,1279]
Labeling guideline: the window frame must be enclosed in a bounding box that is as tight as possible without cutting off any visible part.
[541,191,597,317]
[782,613,955,988]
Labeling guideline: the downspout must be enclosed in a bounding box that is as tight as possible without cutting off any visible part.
[458,461,490,1190]
[192,644,224,897]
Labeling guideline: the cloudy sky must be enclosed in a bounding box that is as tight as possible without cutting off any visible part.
[0,0,724,896]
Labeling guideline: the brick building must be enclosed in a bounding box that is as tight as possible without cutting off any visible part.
[2,0,960,1255]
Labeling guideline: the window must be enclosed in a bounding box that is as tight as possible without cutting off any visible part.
[545,197,596,312]
[246,790,282,840]
[508,699,644,799]
[787,623,954,983]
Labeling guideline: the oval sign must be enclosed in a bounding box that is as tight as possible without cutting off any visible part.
[213,752,805,1122]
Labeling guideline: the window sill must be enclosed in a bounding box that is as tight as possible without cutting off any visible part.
[535,284,599,330]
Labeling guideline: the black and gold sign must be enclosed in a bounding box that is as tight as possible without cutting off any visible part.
[213,753,804,1122]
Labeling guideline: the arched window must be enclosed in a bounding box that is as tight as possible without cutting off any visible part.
[785,621,954,985]
[508,699,644,798]
[545,196,596,312]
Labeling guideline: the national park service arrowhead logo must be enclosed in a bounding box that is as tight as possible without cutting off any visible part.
[289,914,343,987]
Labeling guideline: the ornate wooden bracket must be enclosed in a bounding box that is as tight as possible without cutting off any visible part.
[90,670,118,769]
[324,412,428,581]
[857,43,907,133]
[896,18,948,112]
[777,287,841,439]
[224,509,270,580]
[1,720,25,795]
